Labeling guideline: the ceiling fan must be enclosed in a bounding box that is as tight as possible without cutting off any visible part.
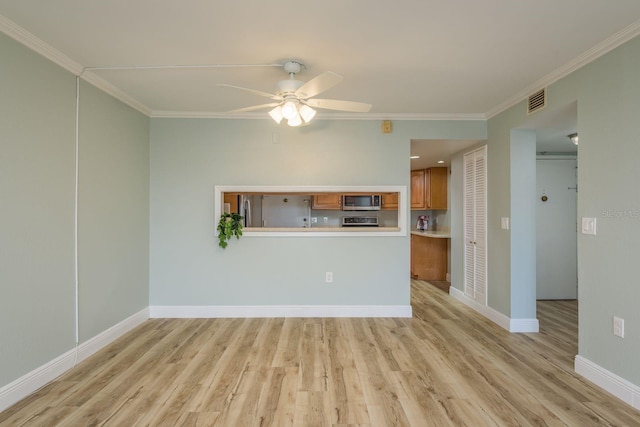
[218,61,372,126]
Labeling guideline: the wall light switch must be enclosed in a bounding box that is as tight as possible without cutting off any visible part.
[501,217,510,230]
[582,217,597,235]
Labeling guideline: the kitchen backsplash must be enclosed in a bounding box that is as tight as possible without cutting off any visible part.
[410,210,449,231]
[310,209,399,227]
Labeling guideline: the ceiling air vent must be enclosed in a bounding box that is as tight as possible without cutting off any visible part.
[527,88,546,115]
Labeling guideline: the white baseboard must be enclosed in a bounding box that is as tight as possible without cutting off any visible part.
[575,355,640,410]
[0,348,76,413]
[0,307,149,412]
[76,308,149,363]
[509,318,540,333]
[150,305,412,318]
[449,287,539,333]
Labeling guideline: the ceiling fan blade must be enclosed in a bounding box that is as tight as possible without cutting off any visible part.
[306,98,372,113]
[217,84,280,100]
[295,71,343,99]
[227,103,281,113]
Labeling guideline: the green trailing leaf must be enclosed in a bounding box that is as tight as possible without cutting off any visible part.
[217,212,243,249]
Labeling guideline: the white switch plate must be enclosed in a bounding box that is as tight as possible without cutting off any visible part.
[501,217,510,230]
[325,272,333,283]
[581,217,597,235]
[613,316,625,338]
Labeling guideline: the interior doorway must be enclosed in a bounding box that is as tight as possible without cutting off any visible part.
[529,102,578,301]
[536,156,577,299]
[409,138,485,296]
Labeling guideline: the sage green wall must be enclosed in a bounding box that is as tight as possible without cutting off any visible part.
[487,35,640,384]
[77,81,150,341]
[0,31,150,390]
[575,36,640,385]
[509,130,537,319]
[0,32,76,387]
[485,106,523,316]
[149,119,486,306]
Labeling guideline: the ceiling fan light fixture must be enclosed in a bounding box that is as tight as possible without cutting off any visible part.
[299,105,316,123]
[268,106,283,124]
[222,61,371,127]
[281,100,298,120]
[288,112,302,127]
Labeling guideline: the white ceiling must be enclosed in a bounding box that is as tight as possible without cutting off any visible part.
[411,101,578,169]
[410,101,577,169]
[410,139,483,170]
[1,1,640,121]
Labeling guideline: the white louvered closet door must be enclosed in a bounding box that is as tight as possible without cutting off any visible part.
[463,146,487,305]
[464,152,476,298]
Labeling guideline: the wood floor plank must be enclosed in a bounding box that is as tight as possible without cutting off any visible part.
[2,280,640,426]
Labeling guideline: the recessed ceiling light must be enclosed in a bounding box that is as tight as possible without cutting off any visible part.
[410,155,420,159]
[437,160,445,164]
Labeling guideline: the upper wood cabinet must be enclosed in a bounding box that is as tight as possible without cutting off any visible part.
[411,170,426,209]
[411,167,448,210]
[311,194,342,210]
[381,193,398,210]
[427,167,448,209]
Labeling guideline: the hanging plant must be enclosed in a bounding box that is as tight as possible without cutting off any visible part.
[217,213,244,249]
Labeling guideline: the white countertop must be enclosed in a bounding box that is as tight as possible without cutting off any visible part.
[411,230,451,238]
[246,227,401,232]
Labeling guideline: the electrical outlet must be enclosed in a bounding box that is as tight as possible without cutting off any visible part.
[311,217,318,223]
[325,272,333,283]
[613,316,625,338]
[323,217,329,224]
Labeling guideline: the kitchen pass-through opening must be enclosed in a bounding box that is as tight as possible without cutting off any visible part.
[215,185,407,237]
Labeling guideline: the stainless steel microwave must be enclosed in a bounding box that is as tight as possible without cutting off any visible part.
[342,195,382,211]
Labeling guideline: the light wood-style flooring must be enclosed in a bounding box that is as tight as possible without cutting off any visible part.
[1,280,639,426]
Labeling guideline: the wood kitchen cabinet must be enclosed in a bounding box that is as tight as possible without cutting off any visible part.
[311,194,342,210]
[411,170,426,209]
[411,167,448,210]
[411,234,448,281]
[223,193,239,213]
[427,167,448,210]
[381,193,398,210]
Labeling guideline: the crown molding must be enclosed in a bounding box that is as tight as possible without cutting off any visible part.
[318,112,488,121]
[151,110,487,121]
[0,13,151,116]
[0,13,83,75]
[81,71,152,116]
[485,18,640,119]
